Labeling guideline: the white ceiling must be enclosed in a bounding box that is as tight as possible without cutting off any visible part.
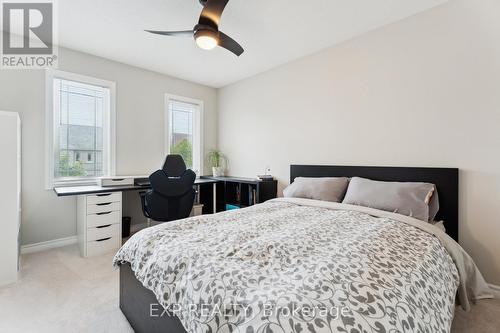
[58,0,448,88]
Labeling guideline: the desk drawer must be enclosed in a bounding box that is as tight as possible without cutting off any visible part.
[87,210,120,228]
[87,202,121,215]
[87,223,120,241]
[87,236,120,257]
[87,192,121,205]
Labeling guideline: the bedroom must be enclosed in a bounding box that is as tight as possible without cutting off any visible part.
[0,0,499,332]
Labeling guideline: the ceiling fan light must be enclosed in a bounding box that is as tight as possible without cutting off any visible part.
[196,35,218,50]
[194,28,219,50]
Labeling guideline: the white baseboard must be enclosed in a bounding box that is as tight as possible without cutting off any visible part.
[489,284,500,298]
[21,236,77,255]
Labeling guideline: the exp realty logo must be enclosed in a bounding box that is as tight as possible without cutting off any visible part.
[1,0,58,69]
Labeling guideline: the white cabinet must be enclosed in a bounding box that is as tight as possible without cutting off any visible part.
[77,192,122,257]
[0,111,21,286]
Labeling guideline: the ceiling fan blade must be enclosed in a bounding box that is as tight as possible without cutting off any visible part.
[145,30,193,37]
[199,0,229,28]
[218,31,244,56]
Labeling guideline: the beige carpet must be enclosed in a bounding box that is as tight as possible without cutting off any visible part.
[0,245,498,333]
[0,246,133,333]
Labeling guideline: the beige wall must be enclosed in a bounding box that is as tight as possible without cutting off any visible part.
[0,47,217,245]
[218,0,500,284]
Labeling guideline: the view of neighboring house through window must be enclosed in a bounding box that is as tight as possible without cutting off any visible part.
[167,96,202,175]
[50,74,114,185]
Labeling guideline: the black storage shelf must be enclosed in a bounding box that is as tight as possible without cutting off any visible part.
[200,176,278,213]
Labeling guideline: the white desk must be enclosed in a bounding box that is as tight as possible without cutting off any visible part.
[54,178,220,257]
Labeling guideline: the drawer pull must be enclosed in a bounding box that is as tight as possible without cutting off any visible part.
[96,224,112,229]
[96,211,112,215]
[96,237,112,242]
[96,193,111,197]
[96,202,112,206]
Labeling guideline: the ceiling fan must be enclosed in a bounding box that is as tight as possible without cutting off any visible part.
[146,0,244,56]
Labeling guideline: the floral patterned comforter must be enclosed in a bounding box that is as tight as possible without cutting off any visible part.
[113,198,489,333]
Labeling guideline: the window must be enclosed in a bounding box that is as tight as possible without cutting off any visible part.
[46,70,115,188]
[165,95,203,175]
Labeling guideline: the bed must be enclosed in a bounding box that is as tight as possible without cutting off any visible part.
[114,165,491,333]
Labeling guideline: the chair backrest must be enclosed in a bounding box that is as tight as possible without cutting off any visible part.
[143,155,196,222]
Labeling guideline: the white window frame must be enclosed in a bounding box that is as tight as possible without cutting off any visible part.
[45,70,116,189]
[164,94,204,176]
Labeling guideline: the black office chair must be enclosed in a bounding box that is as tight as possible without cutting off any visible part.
[140,155,196,225]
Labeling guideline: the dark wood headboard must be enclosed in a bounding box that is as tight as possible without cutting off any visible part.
[290,165,459,242]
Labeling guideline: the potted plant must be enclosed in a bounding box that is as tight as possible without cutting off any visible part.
[207,150,227,177]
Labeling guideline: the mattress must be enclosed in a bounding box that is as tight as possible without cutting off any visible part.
[113,198,491,333]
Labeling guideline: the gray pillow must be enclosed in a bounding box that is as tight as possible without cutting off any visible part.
[342,177,436,222]
[428,187,440,221]
[283,177,350,202]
